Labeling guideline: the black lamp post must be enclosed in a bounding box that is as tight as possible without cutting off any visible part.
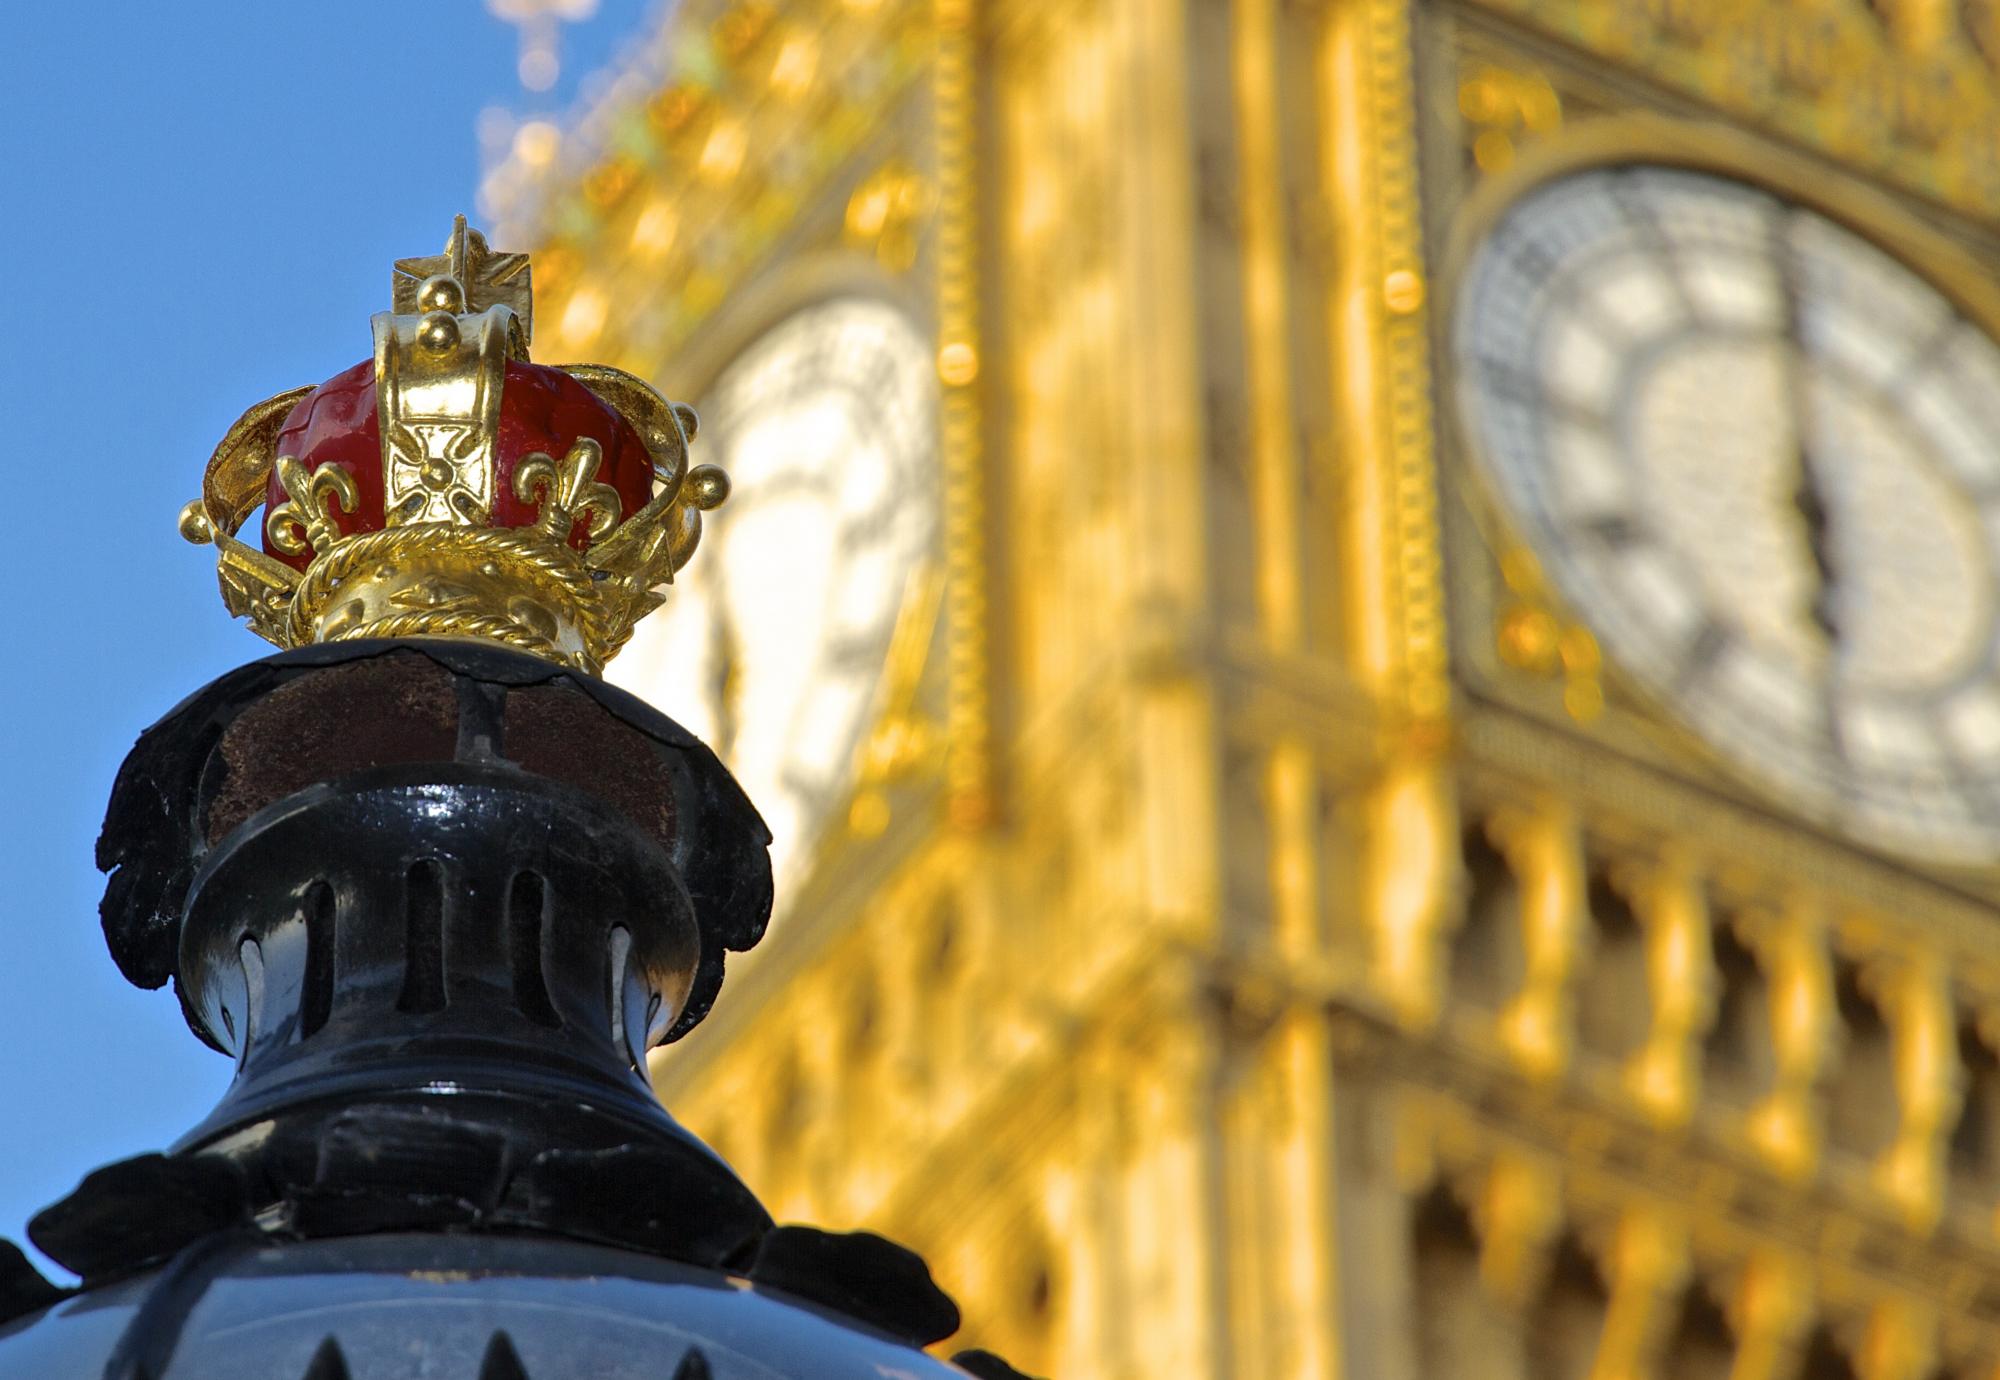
[0,225,1039,1380]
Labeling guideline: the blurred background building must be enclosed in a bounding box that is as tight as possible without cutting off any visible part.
[479,0,2000,1374]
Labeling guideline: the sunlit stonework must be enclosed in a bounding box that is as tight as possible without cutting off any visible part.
[480,0,2000,1374]
[179,218,730,674]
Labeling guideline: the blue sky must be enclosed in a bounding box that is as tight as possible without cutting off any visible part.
[0,0,655,1279]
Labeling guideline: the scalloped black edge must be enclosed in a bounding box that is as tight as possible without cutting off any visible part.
[0,1239,68,1328]
[19,1149,986,1359]
[950,1348,1046,1380]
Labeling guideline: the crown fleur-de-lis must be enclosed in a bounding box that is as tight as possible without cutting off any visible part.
[267,456,361,557]
[514,437,624,542]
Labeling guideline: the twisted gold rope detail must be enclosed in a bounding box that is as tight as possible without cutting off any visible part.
[332,611,572,666]
[285,522,622,670]
[294,523,593,609]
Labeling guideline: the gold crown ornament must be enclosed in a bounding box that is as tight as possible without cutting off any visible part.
[179,217,729,674]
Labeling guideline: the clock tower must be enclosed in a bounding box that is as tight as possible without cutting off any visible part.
[489,0,2000,1374]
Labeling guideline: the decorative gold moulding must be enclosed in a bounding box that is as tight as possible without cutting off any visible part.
[288,522,602,668]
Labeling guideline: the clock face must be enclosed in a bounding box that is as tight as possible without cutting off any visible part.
[1454,164,2000,863]
[611,298,939,892]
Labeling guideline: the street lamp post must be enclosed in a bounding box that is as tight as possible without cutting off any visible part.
[0,222,1037,1380]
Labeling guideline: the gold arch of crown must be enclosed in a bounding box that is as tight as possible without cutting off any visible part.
[180,218,730,675]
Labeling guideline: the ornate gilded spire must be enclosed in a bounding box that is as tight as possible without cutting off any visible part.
[179,218,728,674]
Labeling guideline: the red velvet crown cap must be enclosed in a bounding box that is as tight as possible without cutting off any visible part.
[263,359,657,570]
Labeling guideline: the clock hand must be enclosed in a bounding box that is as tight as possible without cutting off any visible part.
[1770,208,1847,759]
[1770,208,1840,647]
[1791,440,1840,645]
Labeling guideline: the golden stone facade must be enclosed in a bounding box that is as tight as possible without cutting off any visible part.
[492,0,2000,1373]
